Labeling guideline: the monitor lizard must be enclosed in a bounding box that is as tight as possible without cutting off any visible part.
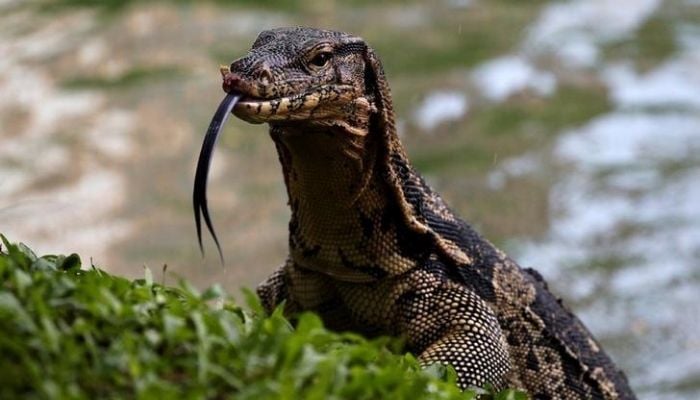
[194,27,637,399]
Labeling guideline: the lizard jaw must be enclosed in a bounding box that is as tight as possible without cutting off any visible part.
[232,84,357,124]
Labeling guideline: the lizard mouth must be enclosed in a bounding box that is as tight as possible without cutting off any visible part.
[193,69,360,260]
[219,67,357,124]
[193,81,358,261]
[232,84,357,124]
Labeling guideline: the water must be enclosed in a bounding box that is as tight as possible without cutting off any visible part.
[471,55,556,102]
[1,1,698,397]
[486,1,700,397]
[415,91,469,130]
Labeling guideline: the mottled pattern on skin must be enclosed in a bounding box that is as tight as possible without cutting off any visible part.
[219,27,637,399]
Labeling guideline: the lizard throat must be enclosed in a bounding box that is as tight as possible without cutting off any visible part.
[271,123,418,281]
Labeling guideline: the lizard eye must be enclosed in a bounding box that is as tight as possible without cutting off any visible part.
[309,51,332,68]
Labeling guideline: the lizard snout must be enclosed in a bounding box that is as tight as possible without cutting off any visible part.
[222,71,248,94]
[221,69,274,99]
[223,58,275,97]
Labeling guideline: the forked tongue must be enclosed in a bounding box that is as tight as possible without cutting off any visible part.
[193,92,241,263]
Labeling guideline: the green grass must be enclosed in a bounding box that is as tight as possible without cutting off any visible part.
[0,235,526,400]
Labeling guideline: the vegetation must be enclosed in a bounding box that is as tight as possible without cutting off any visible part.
[61,66,185,90]
[0,235,526,399]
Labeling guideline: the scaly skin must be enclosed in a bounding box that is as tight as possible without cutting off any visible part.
[216,27,636,398]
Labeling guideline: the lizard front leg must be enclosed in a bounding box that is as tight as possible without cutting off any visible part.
[257,260,354,331]
[337,267,513,390]
[256,258,301,315]
[397,270,513,390]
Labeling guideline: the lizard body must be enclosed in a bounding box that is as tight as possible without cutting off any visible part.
[207,27,636,398]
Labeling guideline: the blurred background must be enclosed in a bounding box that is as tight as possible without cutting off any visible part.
[1,0,698,398]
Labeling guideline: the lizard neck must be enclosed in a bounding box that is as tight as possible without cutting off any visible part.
[271,123,420,281]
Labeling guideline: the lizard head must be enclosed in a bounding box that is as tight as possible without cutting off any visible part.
[224,27,383,130]
[194,27,400,260]
[197,27,470,268]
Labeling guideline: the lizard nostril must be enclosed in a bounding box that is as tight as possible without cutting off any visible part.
[259,66,273,85]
